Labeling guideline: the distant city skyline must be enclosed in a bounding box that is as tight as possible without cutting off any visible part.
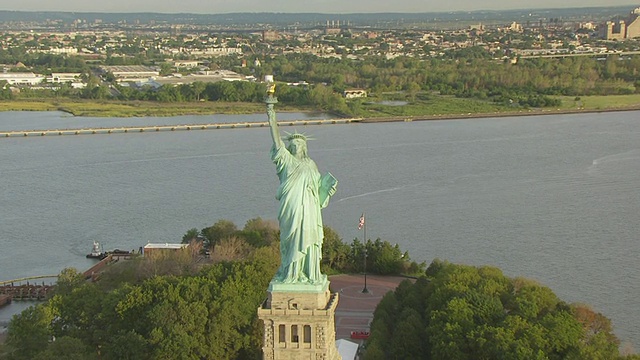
[0,0,637,14]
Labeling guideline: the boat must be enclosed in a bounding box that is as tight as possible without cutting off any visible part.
[86,241,107,260]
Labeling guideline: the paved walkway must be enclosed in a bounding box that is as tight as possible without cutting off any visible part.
[328,274,413,341]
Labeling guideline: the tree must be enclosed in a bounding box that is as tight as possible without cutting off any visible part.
[201,219,238,250]
[364,261,624,360]
[572,304,621,359]
[238,217,279,248]
[6,255,275,360]
[210,236,251,262]
[55,267,85,296]
[181,228,200,244]
[192,81,206,101]
[321,226,351,273]
[5,305,54,360]
[32,336,97,360]
[389,308,426,359]
[406,82,421,102]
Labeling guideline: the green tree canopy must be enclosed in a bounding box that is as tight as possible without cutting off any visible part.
[364,260,626,360]
[4,256,277,360]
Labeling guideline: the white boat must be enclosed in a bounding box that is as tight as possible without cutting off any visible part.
[86,241,106,259]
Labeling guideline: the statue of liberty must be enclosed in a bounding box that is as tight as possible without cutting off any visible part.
[266,83,337,285]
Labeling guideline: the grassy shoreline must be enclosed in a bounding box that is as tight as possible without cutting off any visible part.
[1,94,640,120]
[0,99,313,117]
[360,105,640,123]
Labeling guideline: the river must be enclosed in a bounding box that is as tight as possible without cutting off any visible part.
[0,110,638,349]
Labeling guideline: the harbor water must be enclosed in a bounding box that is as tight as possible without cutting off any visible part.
[0,110,638,349]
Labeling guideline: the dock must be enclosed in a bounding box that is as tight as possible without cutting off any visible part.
[0,118,361,138]
[0,275,58,302]
[0,256,116,302]
[0,294,11,308]
[0,282,54,301]
[83,254,114,281]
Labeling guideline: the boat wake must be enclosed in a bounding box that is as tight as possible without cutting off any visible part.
[588,149,640,175]
[336,183,424,202]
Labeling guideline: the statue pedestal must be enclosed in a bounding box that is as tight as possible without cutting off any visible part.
[258,279,340,360]
[267,279,331,310]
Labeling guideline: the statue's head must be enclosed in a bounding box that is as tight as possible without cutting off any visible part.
[286,133,309,158]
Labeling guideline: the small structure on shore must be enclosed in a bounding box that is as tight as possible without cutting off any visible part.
[143,243,189,257]
[343,89,367,99]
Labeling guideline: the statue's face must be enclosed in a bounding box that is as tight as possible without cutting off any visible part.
[288,139,307,157]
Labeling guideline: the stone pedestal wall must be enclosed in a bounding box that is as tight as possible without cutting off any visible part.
[258,283,340,360]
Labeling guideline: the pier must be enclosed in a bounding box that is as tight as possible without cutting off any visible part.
[0,280,55,301]
[0,258,115,304]
[0,118,361,138]
[83,254,115,281]
[1,276,58,303]
[0,253,128,307]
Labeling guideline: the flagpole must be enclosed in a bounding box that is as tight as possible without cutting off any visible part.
[362,212,369,294]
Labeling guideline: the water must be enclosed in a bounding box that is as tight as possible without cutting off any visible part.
[370,100,409,106]
[0,110,638,350]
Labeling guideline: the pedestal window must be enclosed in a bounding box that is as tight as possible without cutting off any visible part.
[304,325,312,343]
[291,325,299,343]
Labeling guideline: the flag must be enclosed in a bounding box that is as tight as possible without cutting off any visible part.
[358,213,365,230]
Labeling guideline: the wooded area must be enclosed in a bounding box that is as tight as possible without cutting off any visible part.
[2,51,640,117]
[0,219,424,359]
[363,260,639,360]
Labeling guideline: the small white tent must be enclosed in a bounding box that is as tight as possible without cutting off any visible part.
[336,339,359,360]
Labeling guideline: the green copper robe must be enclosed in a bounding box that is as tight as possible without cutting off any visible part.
[271,144,329,284]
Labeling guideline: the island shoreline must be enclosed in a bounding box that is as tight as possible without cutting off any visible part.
[358,105,640,123]
[1,102,640,129]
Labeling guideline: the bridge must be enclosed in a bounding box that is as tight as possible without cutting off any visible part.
[0,118,361,138]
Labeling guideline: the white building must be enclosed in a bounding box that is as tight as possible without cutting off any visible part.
[0,72,45,85]
[143,243,188,257]
[48,73,82,83]
[46,47,79,54]
[47,73,86,89]
[343,89,367,99]
[101,65,160,82]
[174,60,200,68]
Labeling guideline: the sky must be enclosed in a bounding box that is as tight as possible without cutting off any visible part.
[0,0,637,14]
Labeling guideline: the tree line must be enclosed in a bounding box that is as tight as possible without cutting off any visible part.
[184,218,426,276]
[3,51,640,116]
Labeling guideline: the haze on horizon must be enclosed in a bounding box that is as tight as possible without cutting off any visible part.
[0,0,638,14]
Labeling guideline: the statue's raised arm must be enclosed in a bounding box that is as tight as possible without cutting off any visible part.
[266,84,284,149]
[267,106,283,149]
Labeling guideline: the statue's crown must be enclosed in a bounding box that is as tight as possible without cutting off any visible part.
[285,132,310,141]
